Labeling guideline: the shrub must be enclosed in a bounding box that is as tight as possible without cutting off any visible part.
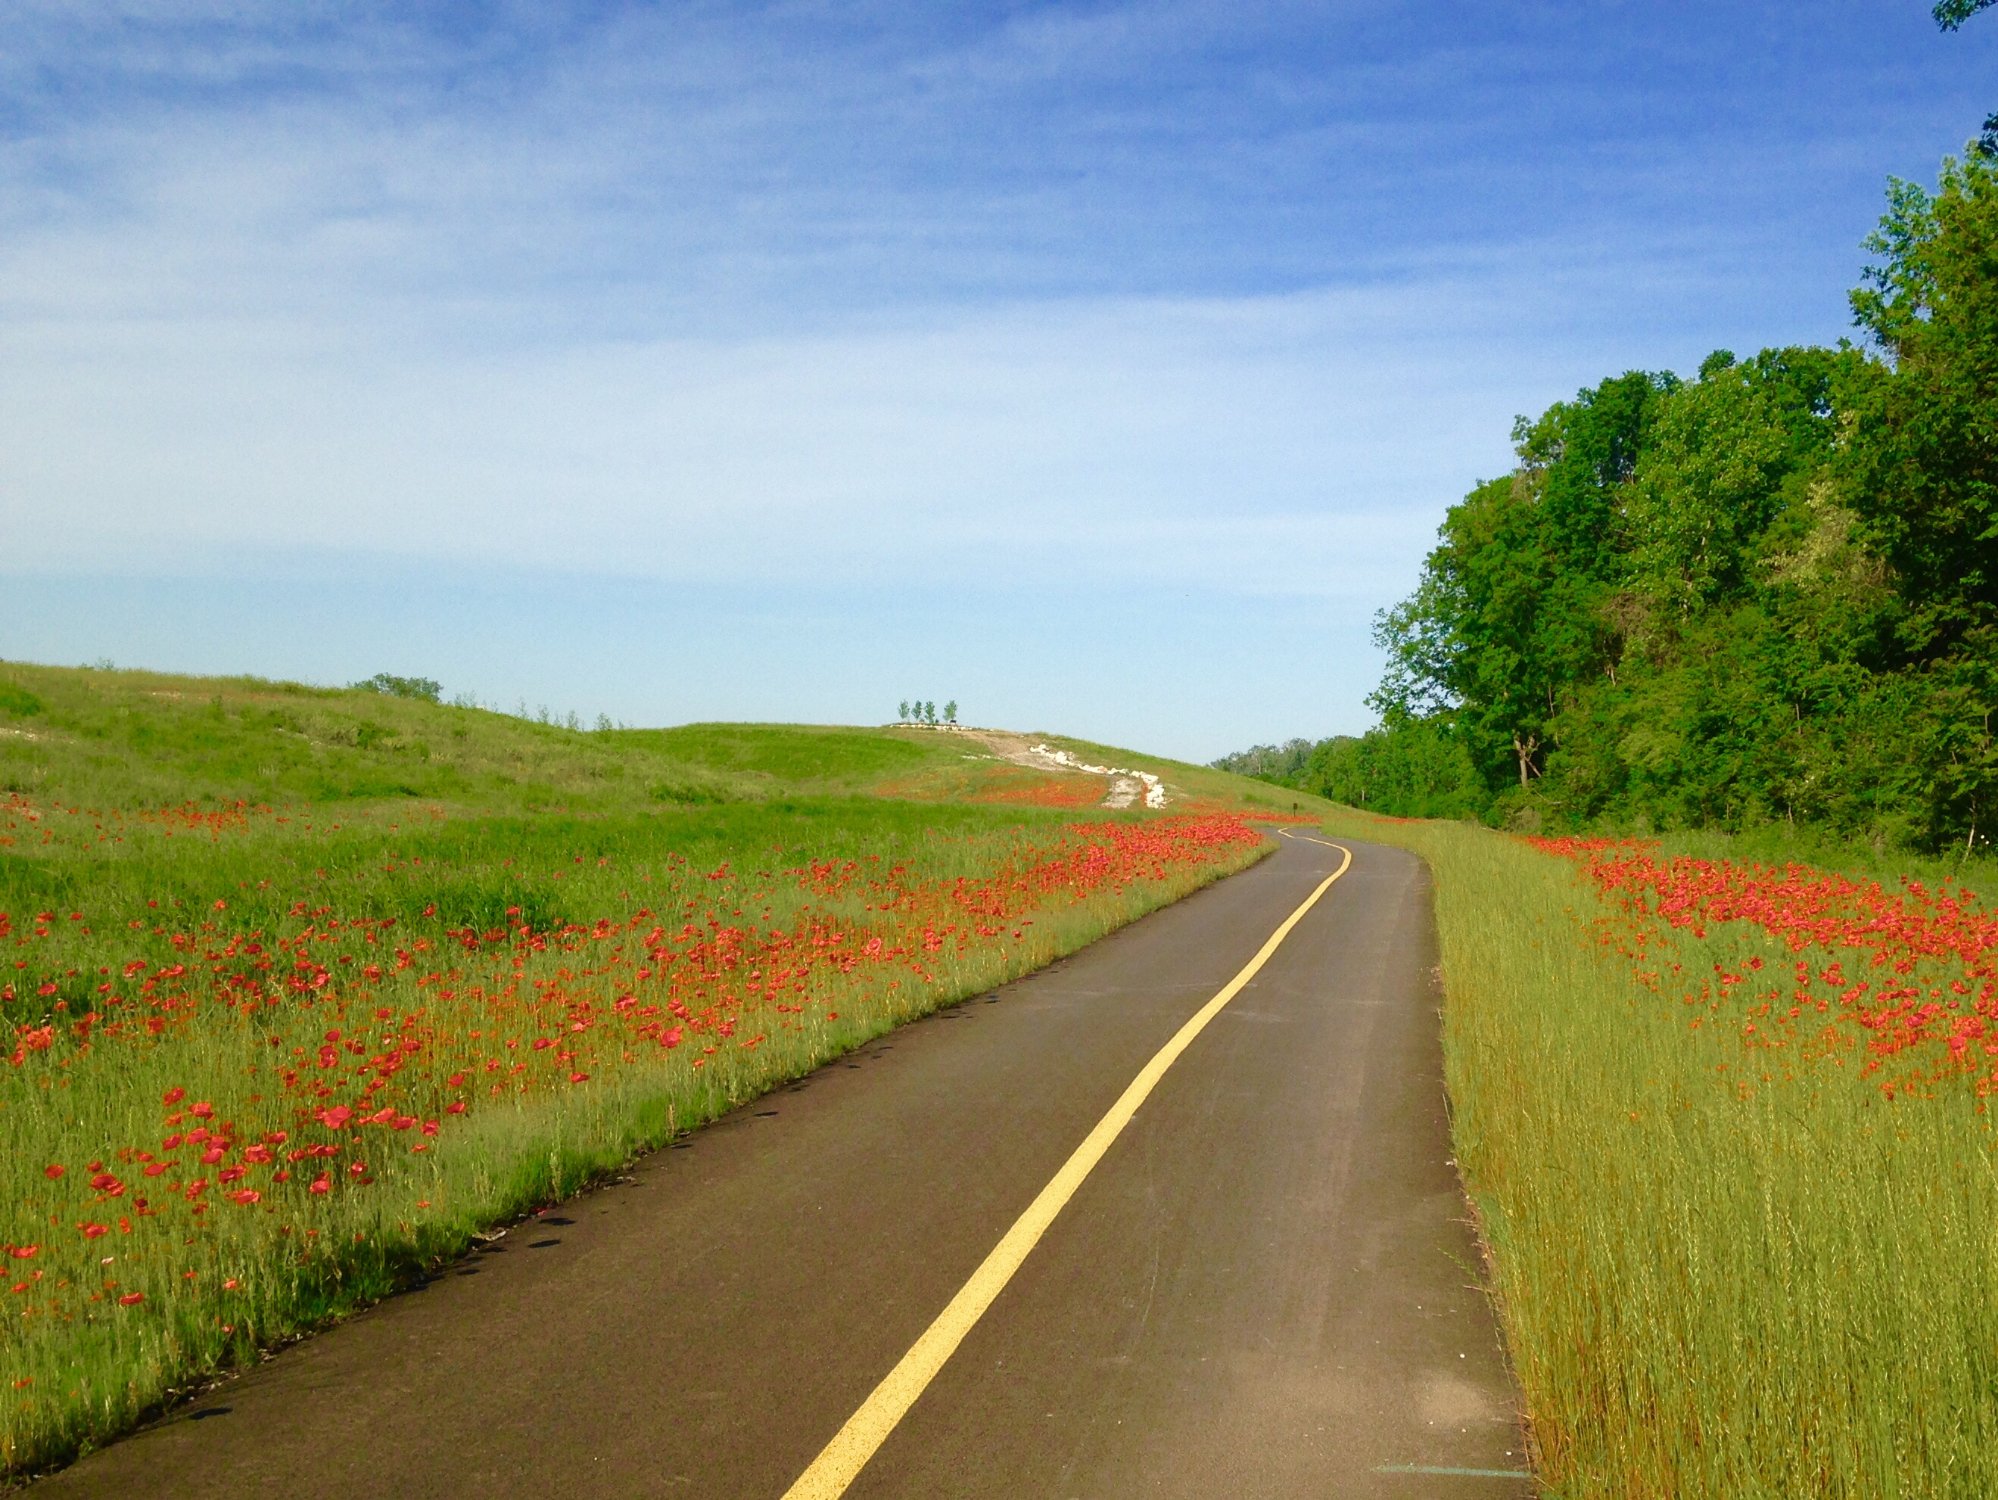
[353,674,442,703]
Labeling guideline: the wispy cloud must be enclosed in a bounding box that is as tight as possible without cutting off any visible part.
[3,277,1531,591]
[4,1,1996,749]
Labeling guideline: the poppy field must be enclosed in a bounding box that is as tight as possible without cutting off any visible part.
[1533,835,1998,1105]
[0,666,1280,1478]
[1324,809,1998,1498]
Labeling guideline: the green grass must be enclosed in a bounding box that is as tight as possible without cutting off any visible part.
[0,662,992,815]
[1324,807,1998,1498]
[0,658,1284,1479]
[610,722,944,793]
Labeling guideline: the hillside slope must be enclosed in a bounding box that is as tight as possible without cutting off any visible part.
[0,657,1306,1479]
[0,660,1312,818]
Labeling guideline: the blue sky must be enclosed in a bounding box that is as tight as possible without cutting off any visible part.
[3,1,1995,760]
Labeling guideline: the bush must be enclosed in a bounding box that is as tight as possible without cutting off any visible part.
[353,674,442,703]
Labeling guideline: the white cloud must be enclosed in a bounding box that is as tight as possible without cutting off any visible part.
[7,0,1986,754]
[0,276,1526,593]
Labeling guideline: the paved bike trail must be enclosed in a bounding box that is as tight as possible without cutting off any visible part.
[34,834,1530,1498]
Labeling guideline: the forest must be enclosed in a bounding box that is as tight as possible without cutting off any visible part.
[1222,136,1998,854]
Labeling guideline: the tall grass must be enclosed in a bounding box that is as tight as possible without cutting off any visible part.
[2,797,1267,1476]
[1327,809,1998,1497]
[0,660,1287,1479]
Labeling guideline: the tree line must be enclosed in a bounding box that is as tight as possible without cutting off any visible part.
[1224,127,1998,855]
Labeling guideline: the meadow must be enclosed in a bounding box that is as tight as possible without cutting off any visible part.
[1323,806,1998,1498]
[0,661,1283,1478]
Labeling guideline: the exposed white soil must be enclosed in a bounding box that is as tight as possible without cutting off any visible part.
[1025,744,1167,809]
[942,727,1169,810]
[1103,775,1144,809]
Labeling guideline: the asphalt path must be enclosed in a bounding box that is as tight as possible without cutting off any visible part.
[34,833,1530,1498]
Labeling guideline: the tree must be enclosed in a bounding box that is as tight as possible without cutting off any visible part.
[943,700,958,724]
[1934,0,1996,30]
[1210,737,1319,780]
[898,700,910,722]
[1297,722,1486,819]
[1374,372,1675,795]
[1932,1,1998,156]
[1339,134,1998,851]
[1621,347,1860,625]
[1847,148,1998,656]
[923,700,937,724]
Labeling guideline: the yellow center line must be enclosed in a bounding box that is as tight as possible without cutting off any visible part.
[1280,828,1346,850]
[780,838,1356,1500]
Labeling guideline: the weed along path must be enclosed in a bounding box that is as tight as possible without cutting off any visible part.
[31,835,1527,1499]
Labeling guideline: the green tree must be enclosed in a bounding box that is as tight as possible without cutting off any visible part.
[1297,721,1486,819]
[1375,371,1674,793]
[1211,737,1318,780]
[1621,347,1861,625]
[1345,137,1998,852]
[943,700,958,724]
[1934,0,1996,30]
[1848,148,1998,657]
[1930,4,1998,156]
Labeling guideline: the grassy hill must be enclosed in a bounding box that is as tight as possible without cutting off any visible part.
[0,660,1315,817]
[0,664,967,810]
[0,657,1305,1479]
